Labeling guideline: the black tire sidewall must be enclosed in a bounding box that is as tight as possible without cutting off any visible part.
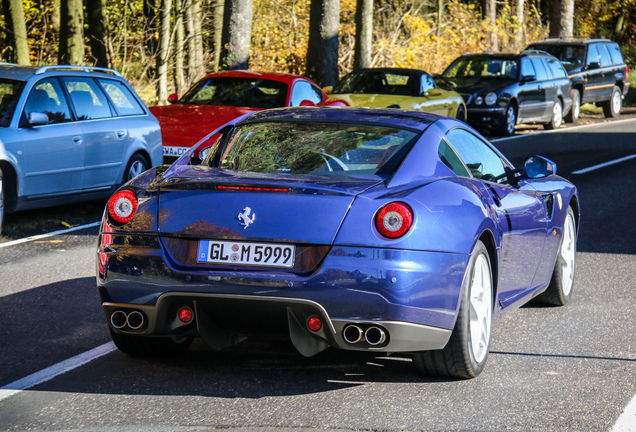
[123,154,149,184]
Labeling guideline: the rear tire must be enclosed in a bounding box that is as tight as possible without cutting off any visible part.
[413,240,493,379]
[533,207,576,306]
[123,154,149,184]
[565,89,580,124]
[602,86,622,118]
[110,328,192,358]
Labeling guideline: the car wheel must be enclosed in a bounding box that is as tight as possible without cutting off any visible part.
[413,240,493,379]
[602,86,622,118]
[565,89,580,124]
[455,104,467,122]
[533,207,576,306]
[0,167,4,236]
[498,104,517,136]
[123,154,149,184]
[109,328,192,357]
[544,99,563,130]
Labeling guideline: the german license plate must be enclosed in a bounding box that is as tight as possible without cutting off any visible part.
[197,240,295,268]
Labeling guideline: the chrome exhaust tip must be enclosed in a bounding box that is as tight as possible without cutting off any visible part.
[343,324,364,344]
[365,326,387,346]
[126,311,145,330]
[110,310,127,329]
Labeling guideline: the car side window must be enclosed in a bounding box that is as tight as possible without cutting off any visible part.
[445,128,507,183]
[520,57,536,78]
[586,44,600,66]
[97,79,145,116]
[596,43,612,67]
[422,74,435,93]
[438,138,470,178]
[290,80,323,106]
[23,78,72,124]
[607,43,624,65]
[63,77,114,120]
[530,57,549,81]
[546,57,567,79]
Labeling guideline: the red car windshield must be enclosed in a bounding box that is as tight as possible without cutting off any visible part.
[179,77,288,109]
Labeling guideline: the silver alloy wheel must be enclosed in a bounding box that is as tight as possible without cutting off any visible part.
[571,95,580,120]
[560,211,576,297]
[505,106,516,135]
[469,253,492,364]
[611,89,622,115]
[553,101,563,128]
[127,160,146,181]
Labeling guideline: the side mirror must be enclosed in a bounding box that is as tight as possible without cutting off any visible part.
[27,112,49,126]
[167,93,179,104]
[299,99,317,107]
[587,61,600,70]
[523,155,557,179]
[424,88,443,97]
[522,74,536,83]
[322,86,333,94]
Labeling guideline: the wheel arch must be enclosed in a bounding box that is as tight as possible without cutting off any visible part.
[0,160,18,212]
[477,229,498,311]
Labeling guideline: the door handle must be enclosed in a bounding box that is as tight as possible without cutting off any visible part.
[116,130,127,139]
[73,135,82,144]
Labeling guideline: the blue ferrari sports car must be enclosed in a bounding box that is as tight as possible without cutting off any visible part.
[97,107,579,379]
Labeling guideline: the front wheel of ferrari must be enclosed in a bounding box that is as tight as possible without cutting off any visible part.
[413,240,493,379]
[109,328,192,358]
[533,206,576,306]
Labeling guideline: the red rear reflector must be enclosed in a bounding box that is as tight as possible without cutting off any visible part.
[375,202,414,239]
[216,185,289,192]
[107,190,138,224]
[178,307,194,323]
[307,316,322,331]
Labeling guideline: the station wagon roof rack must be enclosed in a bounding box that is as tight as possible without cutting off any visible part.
[34,65,122,76]
[522,49,552,56]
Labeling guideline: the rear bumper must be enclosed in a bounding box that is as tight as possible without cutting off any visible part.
[97,233,468,354]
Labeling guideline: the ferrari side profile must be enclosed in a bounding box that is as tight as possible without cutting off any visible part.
[97,107,579,379]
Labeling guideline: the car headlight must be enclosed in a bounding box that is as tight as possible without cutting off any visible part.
[485,92,497,106]
[475,96,483,105]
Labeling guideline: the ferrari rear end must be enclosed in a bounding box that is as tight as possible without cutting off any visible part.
[97,108,470,359]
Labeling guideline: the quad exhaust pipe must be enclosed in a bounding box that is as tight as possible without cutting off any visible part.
[343,324,388,346]
[110,310,145,330]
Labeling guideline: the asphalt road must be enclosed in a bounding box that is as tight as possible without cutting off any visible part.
[0,119,635,432]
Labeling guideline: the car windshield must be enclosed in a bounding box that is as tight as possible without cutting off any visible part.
[332,71,420,96]
[208,121,418,178]
[0,79,26,127]
[179,77,288,108]
[528,45,586,71]
[443,57,519,79]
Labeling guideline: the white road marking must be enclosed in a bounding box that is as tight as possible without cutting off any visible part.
[612,392,636,431]
[0,221,101,249]
[0,342,116,403]
[571,154,636,174]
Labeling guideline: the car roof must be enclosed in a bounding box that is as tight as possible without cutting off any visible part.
[0,64,40,81]
[350,67,429,76]
[200,70,310,85]
[0,63,124,81]
[529,37,614,46]
[240,106,438,132]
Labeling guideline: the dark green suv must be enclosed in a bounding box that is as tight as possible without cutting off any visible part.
[526,38,630,123]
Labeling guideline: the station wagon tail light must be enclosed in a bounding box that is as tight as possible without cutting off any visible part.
[375,202,413,239]
[108,190,138,224]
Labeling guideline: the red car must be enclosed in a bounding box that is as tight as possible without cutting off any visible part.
[151,70,348,163]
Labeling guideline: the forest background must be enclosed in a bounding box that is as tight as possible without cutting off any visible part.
[1,0,635,106]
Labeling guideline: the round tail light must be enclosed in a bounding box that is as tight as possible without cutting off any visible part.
[375,202,413,239]
[178,307,194,323]
[108,190,138,224]
[307,316,322,332]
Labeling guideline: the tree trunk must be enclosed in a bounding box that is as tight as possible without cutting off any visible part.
[306,0,340,87]
[157,0,173,103]
[174,0,186,95]
[86,0,108,67]
[3,0,31,65]
[550,0,574,38]
[212,0,225,71]
[516,0,524,50]
[220,0,253,70]
[353,0,372,70]
[52,0,61,36]
[143,0,158,59]
[436,0,443,55]
[59,0,85,65]
[481,0,497,51]
[192,0,205,78]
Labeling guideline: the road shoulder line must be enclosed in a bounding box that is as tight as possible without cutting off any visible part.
[0,221,101,249]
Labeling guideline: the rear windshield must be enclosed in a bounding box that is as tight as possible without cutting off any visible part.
[0,79,25,127]
[179,77,288,108]
[207,121,418,178]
